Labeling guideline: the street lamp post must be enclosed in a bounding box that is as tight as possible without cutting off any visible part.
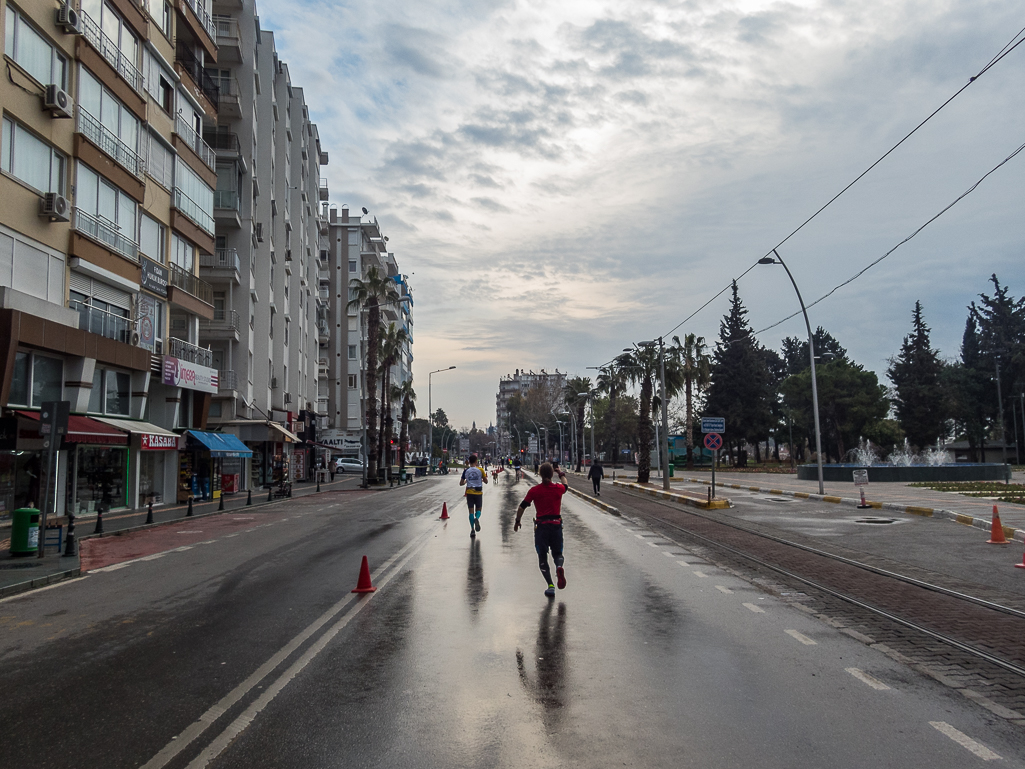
[554,420,565,464]
[759,250,825,495]
[630,339,671,491]
[428,366,456,474]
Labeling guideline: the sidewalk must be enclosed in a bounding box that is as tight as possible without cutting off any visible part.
[669,470,1025,542]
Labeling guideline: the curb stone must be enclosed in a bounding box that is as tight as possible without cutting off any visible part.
[0,566,82,599]
[675,476,1025,544]
[612,480,732,510]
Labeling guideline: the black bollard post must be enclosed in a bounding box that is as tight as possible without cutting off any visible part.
[246,489,252,506]
[218,493,224,511]
[63,512,77,557]
[268,486,273,502]
[316,474,321,492]
[146,498,154,525]
[287,484,292,498]
[93,509,104,535]
[186,497,194,517]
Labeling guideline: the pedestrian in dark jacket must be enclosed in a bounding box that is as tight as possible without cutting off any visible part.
[587,460,604,496]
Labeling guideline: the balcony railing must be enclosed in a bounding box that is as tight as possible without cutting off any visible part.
[318,178,329,201]
[181,0,216,40]
[201,309,240,331]
[199,248,240,272]
[214,190,239,211]
[175,42,219,108]
[76,107,142,178]
[168,337,213,368]
[81,11,143,93]
[70,301,135,343]
[175,114,217,171]
[203,130,241,156]
[73,209,139,262]
[172,187,215,235]
[213,16,240,44]
[169,262,214,305]
[218,370,238,391]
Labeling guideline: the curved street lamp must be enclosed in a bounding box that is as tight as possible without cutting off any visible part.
[759,250,824,495]
[428,366,456,473]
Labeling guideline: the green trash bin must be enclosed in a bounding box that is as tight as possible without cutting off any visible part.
[667,463,675,478]
[10,507,40,556]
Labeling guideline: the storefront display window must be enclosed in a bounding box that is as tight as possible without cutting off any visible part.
[6,352,62,408]
[74,446,126,513]
[139,450,164,504]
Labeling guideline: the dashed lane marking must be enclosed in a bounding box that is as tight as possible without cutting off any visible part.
[743,602,765,614]
[692,570,708,578]
[846,668,890,690]
[662,551,675,558]
[715,586,733,594]
[648,542,662,548]
[94,562,134,572]
[634,534,646,540]
[785,629,817,645]
[929,722,1001,761]
[139,553,167,561]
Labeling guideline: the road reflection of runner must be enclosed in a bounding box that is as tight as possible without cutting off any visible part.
[465,538,487,619]
[516,601,568,730]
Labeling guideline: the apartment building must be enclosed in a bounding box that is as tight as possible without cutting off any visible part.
[320,207,413,468]
[0,0,324,520]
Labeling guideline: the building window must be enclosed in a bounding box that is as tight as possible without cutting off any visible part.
[139,214,166,262]
[87,367,131,416]
[77,66,140,172]
[171,233,194,272]
[7,352,63,408]
[348,260,357,273]
[74,162,137,260]
[2,117,66,195]
[174,158,215,235]
[347,374,356,389]
[347,345,356,360]
[208,401,222,418]
[4,5,68,87]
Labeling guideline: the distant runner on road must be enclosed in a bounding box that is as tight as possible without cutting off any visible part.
[515,462,569,598]
[460,454,488,538]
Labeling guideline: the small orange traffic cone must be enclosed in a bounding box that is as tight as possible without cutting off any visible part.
[440,502,449,520]
[351,555,376,593]
[987,505,1009,544]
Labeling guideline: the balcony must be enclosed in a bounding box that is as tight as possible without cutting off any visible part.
[203,130,241,159]
[169,262,214,305]
[70,301,135,343]
[218,369,238,392]
[175,42,219,110]
[180,0,217,42]
[213,16,242,63]
[318,178,329,201]
[207,74,241,120]
[172,187,215,236]
[199,248,241,283]
[175,114,217,172]
[214,190,241,229]
[168,337,213,367]
[76,107,142,178]
[317,322,330,344]
[73,209,139,262]
[81,11,143,94]
[200,309,240,341]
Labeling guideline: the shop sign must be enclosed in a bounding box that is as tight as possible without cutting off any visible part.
[293,451,305,480]
[141,257,169,297]
[319,429,362,451]
[141,433,179,450]
[162,356,218,394]
[137,294,157,351]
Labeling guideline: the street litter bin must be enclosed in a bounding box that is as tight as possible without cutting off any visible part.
[667,463,675,478]
[400,468,407,483]
[10,507,40,556]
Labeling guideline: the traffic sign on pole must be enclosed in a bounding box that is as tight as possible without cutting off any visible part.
[701,417,725,434]
[703,433,723,451]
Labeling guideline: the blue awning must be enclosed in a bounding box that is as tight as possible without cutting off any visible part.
[186,430,253,458]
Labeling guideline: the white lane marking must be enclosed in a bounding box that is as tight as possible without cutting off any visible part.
[140,530,431,769]
[693,570,708,578]
[662,551,675,558]
[743,602,765,613]
[845,668,890,690]
[648,542,661,548]
[715,585,733,594]
[634,534,646,540]
[785,629,817,645]
[172,546,193,552]
[179,533,434,769]
[140,553,168,562]
[0,576,90,603]
[176,531,202,534]
[93,562,134,572]
[197,540,217,545]
[929,722,1001,761]
[224,533,240,538]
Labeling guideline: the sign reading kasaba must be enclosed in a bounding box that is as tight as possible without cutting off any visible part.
[141,432,179,450]
[163,356,218,394]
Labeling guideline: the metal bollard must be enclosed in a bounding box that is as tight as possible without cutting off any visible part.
[186,497,194,517]
[93,509,104,535]
[246,489,252,506]
[63,512,77,557]
[268,486,273,502]
[218,493,224,511]
[146,499,154,525]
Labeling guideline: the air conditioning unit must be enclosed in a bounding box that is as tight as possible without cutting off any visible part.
[55,4,83,34]
[130,330,141,346]
[38,193,70,222]
[43,85,74,118]
[284,392,292,404]
[255,223,264,242]
[270,377,278,389]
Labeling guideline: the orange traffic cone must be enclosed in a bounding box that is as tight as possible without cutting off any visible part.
[351,555,376,593]
[440,502,449,520]
[1015,542,1025,569]
[987,505,1009,544]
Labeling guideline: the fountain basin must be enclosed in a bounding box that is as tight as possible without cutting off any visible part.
[797,463,1012,483]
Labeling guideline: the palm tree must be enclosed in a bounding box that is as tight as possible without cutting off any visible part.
[672,333,712,469]
[378,323,410,471]
[347,267,399,480]
[394,379,416,470]
[596,365,627,464]
[617,348,660,483]
[563,376,592,471]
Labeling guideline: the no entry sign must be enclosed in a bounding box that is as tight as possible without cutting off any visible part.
[703,433,722,451]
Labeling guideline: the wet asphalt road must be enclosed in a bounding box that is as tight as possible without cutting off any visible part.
[1,474,1024,768]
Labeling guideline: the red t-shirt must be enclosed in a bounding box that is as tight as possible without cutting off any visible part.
[522,482,567,525]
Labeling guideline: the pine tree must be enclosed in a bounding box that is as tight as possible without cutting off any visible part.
[887,301,948,451]
[945,311,991,461]
[705,282,772,465]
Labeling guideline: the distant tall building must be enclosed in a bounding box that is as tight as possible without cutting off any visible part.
[496,368,566,451]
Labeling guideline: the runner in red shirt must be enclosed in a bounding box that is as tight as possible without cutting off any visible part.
[514,462,568,598]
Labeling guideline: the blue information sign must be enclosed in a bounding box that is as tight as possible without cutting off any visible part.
[701,417,725,434]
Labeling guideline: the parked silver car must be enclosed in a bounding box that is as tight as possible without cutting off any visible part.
[334,458,365,473]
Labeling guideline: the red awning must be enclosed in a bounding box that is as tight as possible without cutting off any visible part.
[17,411,128,445]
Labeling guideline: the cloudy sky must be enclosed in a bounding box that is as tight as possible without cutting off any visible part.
[261,0,1024,430]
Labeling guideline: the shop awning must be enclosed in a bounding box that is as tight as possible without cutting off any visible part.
[218,419,302,444]
[94,417,180,450]
[17,411,127,445]
[268,422,302,443]
[186,430,253,457]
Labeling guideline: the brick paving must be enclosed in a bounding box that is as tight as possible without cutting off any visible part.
[564,474,1025,720]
